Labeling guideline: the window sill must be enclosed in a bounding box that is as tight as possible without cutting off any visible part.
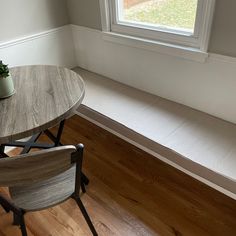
[102,31,209,63]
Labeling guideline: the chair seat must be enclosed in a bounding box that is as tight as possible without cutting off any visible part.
[9,166,75,211]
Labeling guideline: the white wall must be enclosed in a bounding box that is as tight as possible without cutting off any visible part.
[0,0,69,43]
[0,1,75,69]
[72,25,236,124]
[0,26,76,69]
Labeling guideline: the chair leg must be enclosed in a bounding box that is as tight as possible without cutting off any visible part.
[0,194,27,236]
[81,182,86,193]
[75,198,98,236]
[0,202,10,213]
[82,173,90,185]
[81,173,89,193]
[19,214,28,236]
[0,145,8,158]
[13,212,20,225]
[0,195,10,213]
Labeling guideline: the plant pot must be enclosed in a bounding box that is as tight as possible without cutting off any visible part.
[0,74,15,98]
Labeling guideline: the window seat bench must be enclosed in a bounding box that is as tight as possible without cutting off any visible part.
[74,67,236,199]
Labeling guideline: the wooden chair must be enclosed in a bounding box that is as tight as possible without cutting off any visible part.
[0,144,98,236]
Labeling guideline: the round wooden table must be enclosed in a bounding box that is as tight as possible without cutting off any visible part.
[0,65,85,144]
[0,65,89,191]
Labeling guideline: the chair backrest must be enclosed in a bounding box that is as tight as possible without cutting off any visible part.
[0,145,77,187]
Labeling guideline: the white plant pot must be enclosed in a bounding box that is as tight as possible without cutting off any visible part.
[0,74,15,98]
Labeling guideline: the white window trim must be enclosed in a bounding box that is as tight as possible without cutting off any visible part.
[99,0,215,62]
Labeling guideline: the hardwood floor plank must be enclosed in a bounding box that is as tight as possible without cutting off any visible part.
[1,115,236,235]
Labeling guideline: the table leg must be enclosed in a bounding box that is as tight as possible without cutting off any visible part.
[2,120,66,152]
[44,120,65,147]
[20,133,42,154]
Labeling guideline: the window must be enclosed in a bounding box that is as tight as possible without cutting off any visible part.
[100,0,215,54]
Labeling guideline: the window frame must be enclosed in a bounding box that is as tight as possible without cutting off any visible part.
[99,0,215,53]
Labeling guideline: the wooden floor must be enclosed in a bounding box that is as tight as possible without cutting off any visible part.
[0,115,236,236]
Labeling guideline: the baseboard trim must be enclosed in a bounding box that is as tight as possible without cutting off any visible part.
[77,104,236,200]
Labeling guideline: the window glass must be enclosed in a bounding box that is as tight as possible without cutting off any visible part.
[118,0,198,33]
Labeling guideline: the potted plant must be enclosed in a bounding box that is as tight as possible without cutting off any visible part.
[0,61,15,98]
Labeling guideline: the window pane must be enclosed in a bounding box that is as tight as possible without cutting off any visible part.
[119,0,198,33]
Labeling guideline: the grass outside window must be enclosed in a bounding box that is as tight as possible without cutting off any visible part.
[123,0,198,32]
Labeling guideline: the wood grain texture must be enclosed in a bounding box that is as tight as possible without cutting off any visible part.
[0,145,76,187]
[9,166,75,211]
[0,65,85,144]
[1,115,235,236]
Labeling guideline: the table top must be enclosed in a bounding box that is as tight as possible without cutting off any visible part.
[0,65,85,144]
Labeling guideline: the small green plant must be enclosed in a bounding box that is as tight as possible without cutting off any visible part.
[0,61,10,78]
